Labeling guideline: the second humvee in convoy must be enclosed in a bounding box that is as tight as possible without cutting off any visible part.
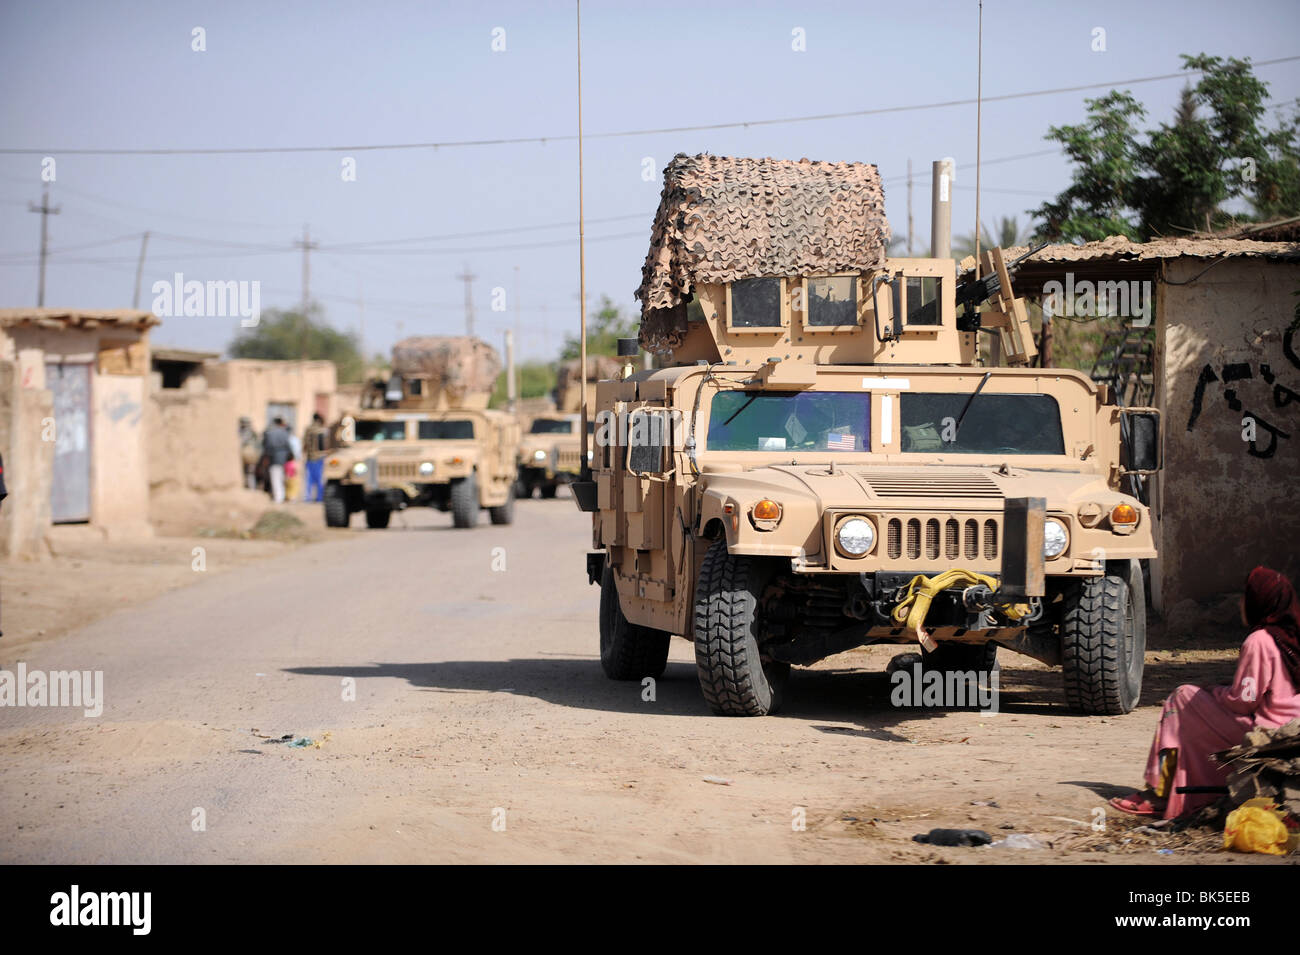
[574,154,1161,717]
[323,336,520,529]
[513,358,609,498]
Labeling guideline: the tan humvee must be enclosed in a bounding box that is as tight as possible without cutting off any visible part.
[324,336,520,529]
[516,412,584,498]
[575,154,1161,716]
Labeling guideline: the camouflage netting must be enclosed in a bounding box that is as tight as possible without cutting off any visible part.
[634,153,891,352]
[554,355,621,412]
[391,336,502,396]
[1217,718,1300,816]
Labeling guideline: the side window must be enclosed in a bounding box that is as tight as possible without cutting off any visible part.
[728,277,783,329]
[905,276,942,326]
[805,276,858,327]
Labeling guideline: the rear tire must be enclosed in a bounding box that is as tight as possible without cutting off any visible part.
[450,475,479,528]
[1061,560,1145,714]
[599,565,670,680]
[364,504,390,529]
[323,486,349,527]
[488,484,515,525]
[692,539,786,716]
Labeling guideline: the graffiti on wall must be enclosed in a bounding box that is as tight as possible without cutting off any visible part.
[1186,305,1300,459]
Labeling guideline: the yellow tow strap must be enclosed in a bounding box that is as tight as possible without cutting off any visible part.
[891,570,1032,651]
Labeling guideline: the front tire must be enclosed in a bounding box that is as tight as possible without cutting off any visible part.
[599,565,670,680]
[539,483,558,499]
[692,539,787,716]
[364,504,391,529]
[1061,560,1146,714]
[488,484,515,525]
[450,475,479,528]
[323,485,349,527]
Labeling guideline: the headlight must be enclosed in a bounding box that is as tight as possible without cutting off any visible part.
[419,461,435,476]
[1043,518,1069,559]
[352,462,368,476]
[533,449,547,461]
[836,517,876,557]
[586,449,594,461]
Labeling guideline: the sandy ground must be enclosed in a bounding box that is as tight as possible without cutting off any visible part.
[0,492,1291,864]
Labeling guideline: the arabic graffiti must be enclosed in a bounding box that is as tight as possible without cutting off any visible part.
[1185,308,1300,459]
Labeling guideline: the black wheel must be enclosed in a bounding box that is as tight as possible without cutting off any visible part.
[539,483,558,499]
[692,539,787,716]
[364,504,391,529]
[450,474,479,528]
[599,565,670,680]
[323,485,349,527]
[489,484,515,525]
[1061,560,1146,714]
[512,477,529,500]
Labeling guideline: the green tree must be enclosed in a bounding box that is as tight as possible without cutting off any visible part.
[560,295,638,359]
[228,305,366,382]
[1031,90,1146,242]
[489,361,558,408]
[1033,55,1300,242]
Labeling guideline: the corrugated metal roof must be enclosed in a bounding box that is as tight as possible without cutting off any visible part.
[0,307,160,329]
[986,235,1300,268]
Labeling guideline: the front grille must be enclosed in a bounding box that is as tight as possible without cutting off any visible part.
[881,513,1001,567]
[555,449,583,472]
[378,461,420,481]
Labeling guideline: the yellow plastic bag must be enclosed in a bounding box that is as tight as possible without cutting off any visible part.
[1222,798,1297,855]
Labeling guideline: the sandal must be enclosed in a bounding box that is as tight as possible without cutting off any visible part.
[1109,791,1167,818]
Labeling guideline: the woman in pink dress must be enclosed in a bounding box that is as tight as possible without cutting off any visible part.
[1111,566,1300,819]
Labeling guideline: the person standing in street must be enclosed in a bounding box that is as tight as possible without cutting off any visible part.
[303,413,329,502]
[262,416,294,504]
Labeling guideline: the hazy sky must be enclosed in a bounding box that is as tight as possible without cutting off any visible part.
[2,0,1298,361]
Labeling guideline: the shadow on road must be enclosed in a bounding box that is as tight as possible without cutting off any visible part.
[283,653,1235,727]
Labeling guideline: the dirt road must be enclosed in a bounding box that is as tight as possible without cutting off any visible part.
[0,498,1266,864]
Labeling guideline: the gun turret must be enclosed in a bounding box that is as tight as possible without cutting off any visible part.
[954,242,1047,332]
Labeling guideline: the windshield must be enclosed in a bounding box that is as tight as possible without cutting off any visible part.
[529,419,573,435]
[418,419,475,440]
[706,391,871,452]
[355,420,407,441]
[899,393,1065,454]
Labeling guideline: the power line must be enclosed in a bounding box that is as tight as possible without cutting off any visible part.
[5,56,1296,156]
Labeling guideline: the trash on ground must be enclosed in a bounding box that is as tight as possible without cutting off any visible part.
[989,833,1048,850]
[913,828,992,847]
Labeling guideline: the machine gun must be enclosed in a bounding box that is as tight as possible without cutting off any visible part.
[954,242,1047,332]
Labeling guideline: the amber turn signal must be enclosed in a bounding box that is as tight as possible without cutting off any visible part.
[1111,503,1138,526]
[753,499,782,521]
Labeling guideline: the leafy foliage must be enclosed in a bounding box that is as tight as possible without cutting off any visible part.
[560,295,638,359]
[228,306,366,382]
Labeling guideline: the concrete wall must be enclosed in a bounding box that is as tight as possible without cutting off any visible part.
[1160,257,1300,610]
[208,359,338,430]
[147,384,241,494]
[0,323,152,540]
[0,359,54,558]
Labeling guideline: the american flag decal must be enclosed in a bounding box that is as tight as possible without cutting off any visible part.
[826,432,856,450]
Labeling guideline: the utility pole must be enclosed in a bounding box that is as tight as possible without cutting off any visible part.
[456,265,477,337]
[505,329,517,412]
[931,159,953,260]
[28,189,61,307]
[906,158,914,256]
[295,225,317,359]
[132,231,151,309]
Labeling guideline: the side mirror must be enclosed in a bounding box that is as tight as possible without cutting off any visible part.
[1121,409,1161,473]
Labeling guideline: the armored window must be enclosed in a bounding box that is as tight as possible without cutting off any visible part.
[804,276,859,328]
[529,418,574,435]
[904,277,942,326]
[355,420,407,441]
[727,277,783,329]
[899,393,1064,455]
[418,419,475,440]
[706,391,870,453]
[407,378,425,396]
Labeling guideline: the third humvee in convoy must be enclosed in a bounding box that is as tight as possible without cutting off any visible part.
[513,358,610,498]
[323,336,519,529]
[574,154,1161,716]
